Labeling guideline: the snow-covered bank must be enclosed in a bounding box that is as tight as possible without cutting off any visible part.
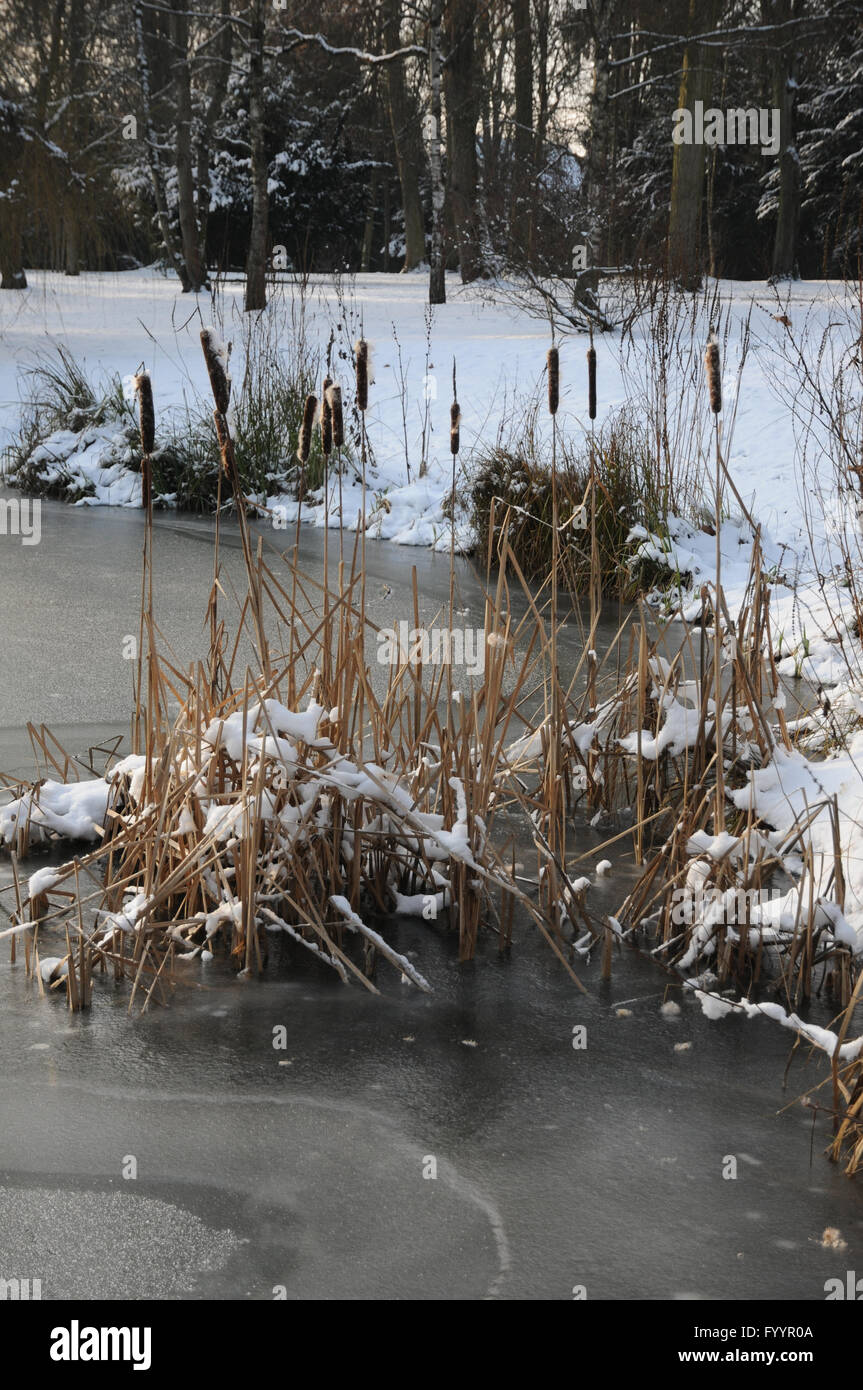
[1,268,857,554]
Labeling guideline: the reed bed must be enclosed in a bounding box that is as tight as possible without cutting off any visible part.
[1,331,862,1176]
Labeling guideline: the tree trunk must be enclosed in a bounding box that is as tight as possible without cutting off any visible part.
[134,0,191,290]
[586,0,617,207]
[383,0,426,270]
[244,0,269,312]
[765,0,801,279]
[196,0,232,275]
[443,0,482,282]
[428,0,446,304]
[171,1,208,291]
[64,209,80,276]
[668,0,720,290]
[361,170,378,271]
[0,216,27,289]
[509,0,532,259]
[63,0,86,278]
[527,0,549,265]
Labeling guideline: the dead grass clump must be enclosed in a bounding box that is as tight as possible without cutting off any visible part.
[466,406,661,598]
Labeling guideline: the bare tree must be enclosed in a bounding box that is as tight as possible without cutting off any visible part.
[428,0,447,302]
[244,0,269,310]
[196,0,233,276]
[763,0,803,278]
[134,0,191,289]
[383,0,426,270]
[510,0,533,257]
[170,1,208,291]
[444,0,483,281]
[668,0,721,288]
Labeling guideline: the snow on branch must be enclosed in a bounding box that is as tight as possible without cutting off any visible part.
[278,29,426,66]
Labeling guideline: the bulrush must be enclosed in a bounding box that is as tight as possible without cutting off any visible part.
[297,394,317,463]
[587,346,597,421]
[327,384,344,449]
[450,400,461,455]
[355,338,370,412]
[134,371,155,456]
[320,374,333,456]
[547,346,559,416]
[200,328,231,415]
[705,337,722,414]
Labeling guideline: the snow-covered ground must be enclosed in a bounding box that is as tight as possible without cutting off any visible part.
[0,268,851,544]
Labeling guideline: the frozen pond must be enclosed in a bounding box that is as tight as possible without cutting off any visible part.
[1,494,861,1299]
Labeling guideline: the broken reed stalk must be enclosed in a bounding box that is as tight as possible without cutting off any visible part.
[200,329,270,684]
[355,338,371,645]
[705,335,725,833]
[327,383,345,573]
[586,335,599,803]
[448,360,460,726]
[133,371,155,786]
[321,371,333,681]
[292,392,318,678]
[545,343,564,932]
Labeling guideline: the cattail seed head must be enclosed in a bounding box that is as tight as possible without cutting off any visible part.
[450,401,461,455]
[705,340,722,414]
[134,371,155,455]
[200,328,231,414]
[297,394,317,463]
[320,375,333,456]
[547,347,559,416]
[327,384,344,449]
[355,338,370,412]
[587,347,597,421]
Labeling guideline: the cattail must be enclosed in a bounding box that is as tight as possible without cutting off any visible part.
[297,394,317,463]
[705,338,722,414]
[134,371,155,455]
[547,347,559,416]
[587,346,597,421]
[327,384,344,449]
[320,374,333,456]
[200,328,231,414]
[450,400,461,455]
[355,338,370,412]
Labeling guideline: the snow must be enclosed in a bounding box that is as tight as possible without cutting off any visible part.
[0,268,852,566]
[28,867,62,898]
[0,776,109,847]
[39,956,68,984]
[731,740,863,943]
[688,984,863,1062]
